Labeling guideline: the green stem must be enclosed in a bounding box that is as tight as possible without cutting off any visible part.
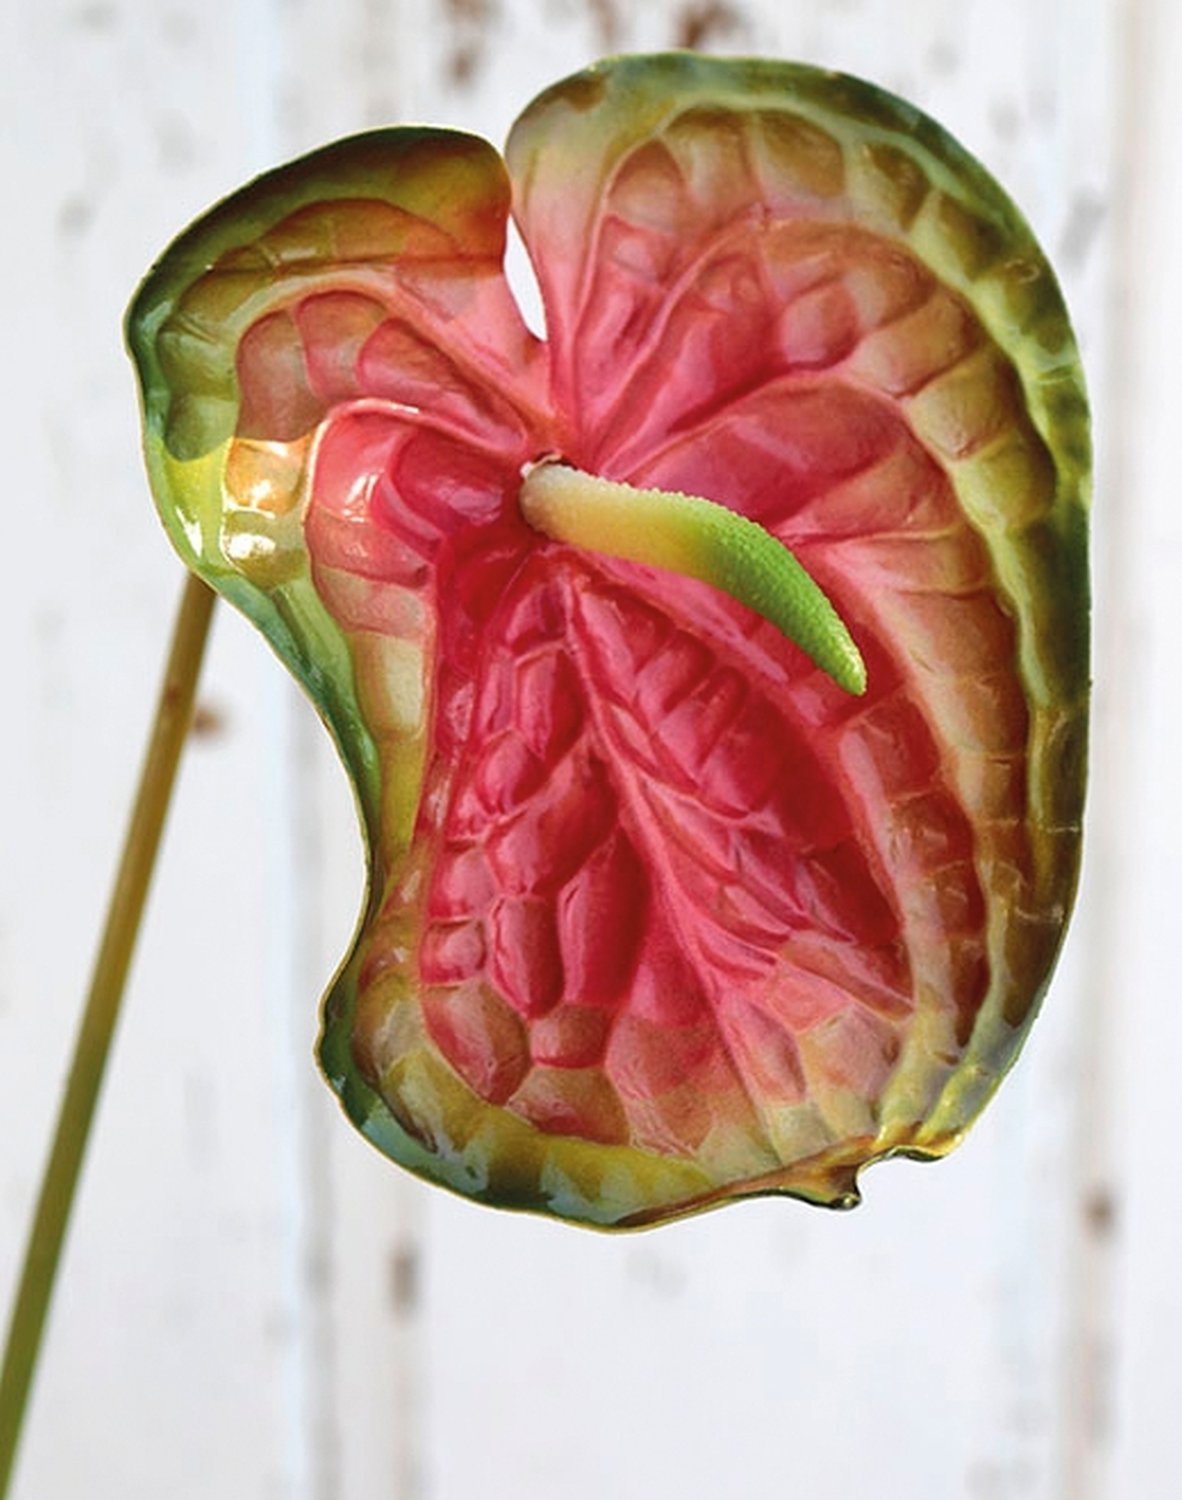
[0,572,216,1500]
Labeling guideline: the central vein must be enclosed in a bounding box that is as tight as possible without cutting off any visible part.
[519,461,867,696]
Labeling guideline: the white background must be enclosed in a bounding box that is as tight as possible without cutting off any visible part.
[2,1,1179,1496]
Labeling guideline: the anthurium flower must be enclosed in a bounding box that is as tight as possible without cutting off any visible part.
[127,54,1088,1228]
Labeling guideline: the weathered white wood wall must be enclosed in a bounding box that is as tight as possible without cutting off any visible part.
[2,0,1177,1496]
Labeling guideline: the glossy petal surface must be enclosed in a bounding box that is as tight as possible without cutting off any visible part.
[128,56,1088,1227]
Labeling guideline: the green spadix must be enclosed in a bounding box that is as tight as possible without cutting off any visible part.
[520,461,867,696]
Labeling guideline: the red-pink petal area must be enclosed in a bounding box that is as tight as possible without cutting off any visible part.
[635,381,949,541]
[555,833,648,1005]
[800,1006,901,1096]
[605,1011,768,1160]
[237,309,325,441]
[305,408,521,598]
[320,306,1003,1190]
[507,1066,630,1146]
[356,318,530,449]
[295,291,388,403]
[475,753,619,892]
[427,844,496,922]
[420,919,487,985]
[234,273,543,452]
[421,981,529,1105]
[720,998,808,1104]
[529,1003,613,1069]
[389,544,955,1157]
[487,896,565,1018]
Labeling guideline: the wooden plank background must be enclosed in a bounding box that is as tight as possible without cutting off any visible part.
[2,1,1177,1496]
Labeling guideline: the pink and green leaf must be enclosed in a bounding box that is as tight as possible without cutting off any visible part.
[128,55,1088,1227]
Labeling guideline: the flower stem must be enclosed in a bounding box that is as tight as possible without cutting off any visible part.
[0,572,216,1500]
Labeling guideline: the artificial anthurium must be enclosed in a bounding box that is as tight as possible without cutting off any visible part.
[127,54,1088,1228]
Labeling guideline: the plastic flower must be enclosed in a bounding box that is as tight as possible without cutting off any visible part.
[127,54,1088,1227]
